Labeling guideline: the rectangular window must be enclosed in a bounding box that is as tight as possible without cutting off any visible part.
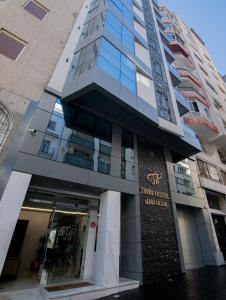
[24,0,49,20]
[197,159,222,183]
[206,80,218,95]
[98,38,136,92]
[121,129,135,181]
[47,120,56,130]
[39,100,112,175]
[0,29,26,60]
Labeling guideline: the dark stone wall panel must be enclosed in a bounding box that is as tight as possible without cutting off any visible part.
[137,137,180,283]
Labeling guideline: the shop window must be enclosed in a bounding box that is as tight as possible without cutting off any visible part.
[121,129,135,180]
[24,0,49,20]
[0,29,26,60]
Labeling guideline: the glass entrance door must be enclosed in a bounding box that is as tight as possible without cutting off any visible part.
[40,206,88,285]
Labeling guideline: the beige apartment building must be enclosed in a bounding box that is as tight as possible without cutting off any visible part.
[159,4,226,271]
[0,0,83,162]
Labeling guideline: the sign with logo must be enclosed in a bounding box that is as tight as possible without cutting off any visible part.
[140,170,169,208]
[146,171,162,185]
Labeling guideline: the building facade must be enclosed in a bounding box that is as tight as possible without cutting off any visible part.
[158,4,226,271]
[0,0,224,299]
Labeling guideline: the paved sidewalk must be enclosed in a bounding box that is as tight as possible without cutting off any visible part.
[101,267,226,300]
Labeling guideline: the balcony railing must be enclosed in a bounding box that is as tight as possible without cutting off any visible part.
[177,68,202,88]
[177,87,210,107]
[70,134,95,150]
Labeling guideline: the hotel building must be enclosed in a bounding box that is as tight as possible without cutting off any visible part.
[0,0,224,299]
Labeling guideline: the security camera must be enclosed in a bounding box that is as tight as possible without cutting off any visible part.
[29,128,37,134]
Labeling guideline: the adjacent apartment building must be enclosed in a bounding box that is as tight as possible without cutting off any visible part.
[0,0,225,298]
[158,3,226,271]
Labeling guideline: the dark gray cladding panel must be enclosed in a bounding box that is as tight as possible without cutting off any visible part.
[137,137,180,283]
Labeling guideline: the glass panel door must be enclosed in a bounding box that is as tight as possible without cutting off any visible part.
[40,206,88,285]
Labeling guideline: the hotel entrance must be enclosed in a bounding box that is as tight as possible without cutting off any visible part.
[0,188,99,291]
[40,204,88,285]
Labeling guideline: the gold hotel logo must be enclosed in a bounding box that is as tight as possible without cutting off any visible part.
[146,171,162,185]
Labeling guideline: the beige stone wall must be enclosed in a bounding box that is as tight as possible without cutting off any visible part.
[0,0,84,163]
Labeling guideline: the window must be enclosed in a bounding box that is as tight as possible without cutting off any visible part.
[0,29,26,60]
[206,80,218,95]
[199,65,208,76]
[121,129,135,180]
[98,38,136,92]
[24,0,48,20]
[197,159,222,183]
[47,120,56,131]
[221,170,226,185]
[109,0,133,27]
[104,11,134,54]
[193,52,203,64]
[0,104,10,146]
[39,99,112,175]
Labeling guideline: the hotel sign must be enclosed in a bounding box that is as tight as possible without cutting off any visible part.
[140,171,170,208]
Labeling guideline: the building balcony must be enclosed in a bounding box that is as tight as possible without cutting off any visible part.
[168,63,181,86]
[184,112,219,141]
[163,44,175,63]
[168,40,190,57]
[156,16,166,31]
[174,53,194,70]
[159,29,171,45]
[177,68,202,89]
[177,87,210,107]
[174,89,190,116]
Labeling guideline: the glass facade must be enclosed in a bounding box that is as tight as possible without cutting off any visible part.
[39,99,112,175]
[121,129,135,180]
[98,38,136,92]
[105,11,134,54]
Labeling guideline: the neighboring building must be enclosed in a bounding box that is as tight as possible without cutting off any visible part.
[0,0,83,162]
[159,4,226,271]
[0,0,224,299]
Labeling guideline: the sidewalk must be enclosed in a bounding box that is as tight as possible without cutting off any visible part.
[101,267,226,300]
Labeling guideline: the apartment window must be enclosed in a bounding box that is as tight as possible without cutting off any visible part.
[0,29,26,60]
[0,104,10,146]
[109,0,133,27]
[206,80,218,95]
[24,0,49,20]
[197,159,222,183]
[199,65,208,77]
[218,84,226,96]
[47,120,56,130]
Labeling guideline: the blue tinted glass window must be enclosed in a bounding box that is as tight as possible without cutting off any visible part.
[123,6,133,27]
[124,0,132,8]
[110,0,123,13]
[105,11,122,40]
[98,56,120,80]
[98,39,136,93]
[122,27,134,53]
[121,74,136,92]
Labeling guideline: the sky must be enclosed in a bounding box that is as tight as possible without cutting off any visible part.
[160,0,226,76]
